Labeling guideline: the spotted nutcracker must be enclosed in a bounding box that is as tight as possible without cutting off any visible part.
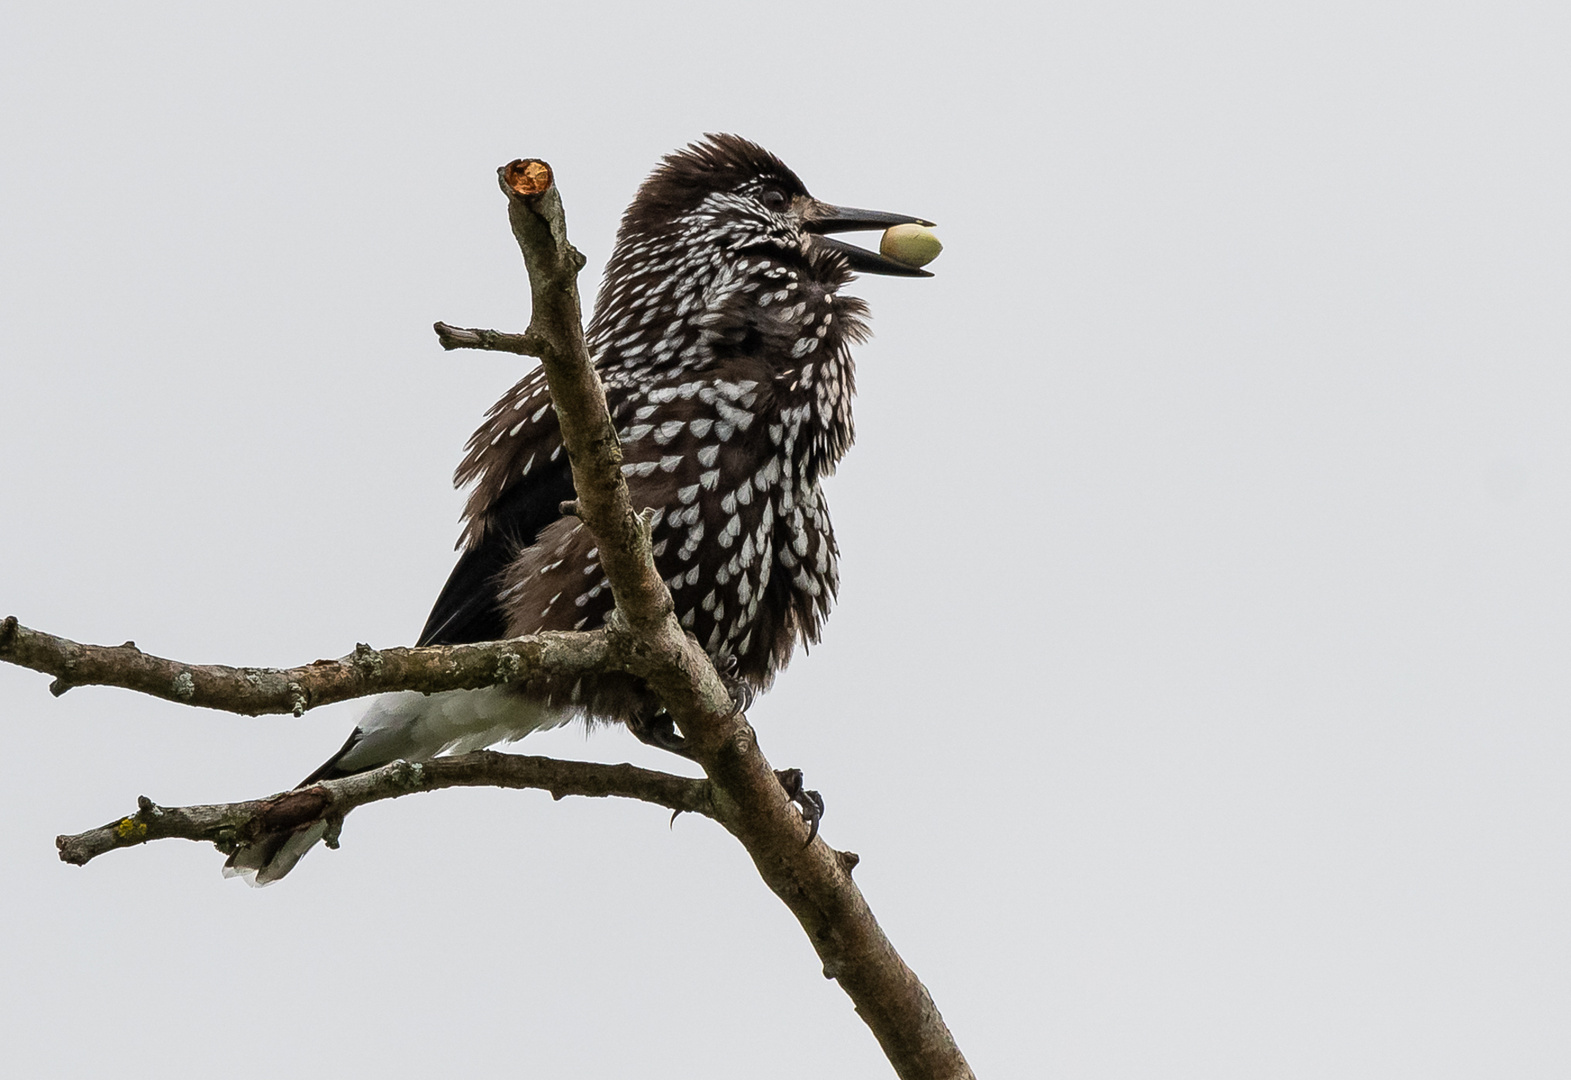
[228,135,934,882]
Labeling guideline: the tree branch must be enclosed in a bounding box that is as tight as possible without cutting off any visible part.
[431,320,543,356]
[494,160,680,643]
[55,751,712,867]
[0,615,610,717]
[3,158,974,1080]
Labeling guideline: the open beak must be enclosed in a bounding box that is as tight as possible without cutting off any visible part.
[801,200,937,278]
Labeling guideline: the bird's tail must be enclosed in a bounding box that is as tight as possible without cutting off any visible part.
[223,819,333,885]
[223,687,570,885]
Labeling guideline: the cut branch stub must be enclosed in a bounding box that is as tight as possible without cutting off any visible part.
[503,158,553,197]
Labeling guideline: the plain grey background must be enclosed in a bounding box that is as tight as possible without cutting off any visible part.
[2,2,1567,1077]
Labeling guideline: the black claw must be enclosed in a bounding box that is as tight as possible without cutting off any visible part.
[726,678,756,716]
[719,657,755,716]
[775,768,825,845]
[628,711,696,760]
[800,789,825,845]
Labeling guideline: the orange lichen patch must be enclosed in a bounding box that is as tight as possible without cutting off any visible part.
[115,816,148,839]
[504,159,554,196]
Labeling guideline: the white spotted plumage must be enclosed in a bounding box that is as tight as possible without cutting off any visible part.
[225,134,918,885]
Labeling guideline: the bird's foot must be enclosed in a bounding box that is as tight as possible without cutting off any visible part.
[628,711,696,760]
[724,677,755,717]
[718,656,755,716]
[775,768,825,845]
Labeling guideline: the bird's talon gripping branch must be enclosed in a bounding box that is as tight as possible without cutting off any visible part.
[775,767,826,845]
[629,711,695,760]
[719,656,756,716]
[725,678,755,717]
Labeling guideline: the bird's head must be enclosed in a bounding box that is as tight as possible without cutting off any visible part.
[587,135,932,379]
[610,133,935,280]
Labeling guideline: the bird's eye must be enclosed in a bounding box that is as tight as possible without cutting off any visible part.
[760,187,789,212]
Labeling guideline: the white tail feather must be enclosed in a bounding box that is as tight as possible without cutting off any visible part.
[224,687,573,884]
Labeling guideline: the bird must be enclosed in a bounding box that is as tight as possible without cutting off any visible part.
[226,134,934,883]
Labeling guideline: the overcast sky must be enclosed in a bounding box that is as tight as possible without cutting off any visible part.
[2,2,1568,1077]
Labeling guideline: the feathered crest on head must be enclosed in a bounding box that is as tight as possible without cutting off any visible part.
[619,134,808,235]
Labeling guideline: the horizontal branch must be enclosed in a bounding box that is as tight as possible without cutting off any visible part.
[0,615,610,717]
[432,320,542,356]
[57,750,713,867]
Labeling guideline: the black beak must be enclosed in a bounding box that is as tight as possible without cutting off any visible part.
[801,200,937,278]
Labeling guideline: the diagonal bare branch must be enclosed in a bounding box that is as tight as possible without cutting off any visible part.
[487,159,975,1080]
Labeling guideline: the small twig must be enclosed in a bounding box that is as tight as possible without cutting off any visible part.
[56,751,713,867]
[432,321,544,356]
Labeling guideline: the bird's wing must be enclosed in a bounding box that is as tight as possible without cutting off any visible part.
[417,367,576,646]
